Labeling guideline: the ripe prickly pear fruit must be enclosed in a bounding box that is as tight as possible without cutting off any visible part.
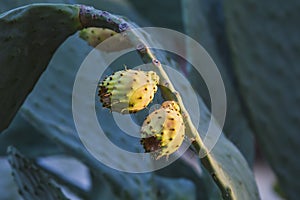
[140,101,185,159]
[79,27,132,51]
[79,28,117,47]
[98,69,159,113]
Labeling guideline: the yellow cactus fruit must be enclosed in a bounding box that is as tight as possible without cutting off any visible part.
[98,69,159,113]
[79,27,132,51]
[140,101,185,159]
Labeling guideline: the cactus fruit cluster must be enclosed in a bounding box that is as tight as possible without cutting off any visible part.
[98,69,185,159]
[140,101,185,159]
[98,69,159,113]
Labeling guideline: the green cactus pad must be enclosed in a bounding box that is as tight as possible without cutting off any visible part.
[0,4,81,132]
[0,113,61,157]
[224,1,300,198]
[182,0,255,165]
[7,146,69,200]
[0,3,130,132]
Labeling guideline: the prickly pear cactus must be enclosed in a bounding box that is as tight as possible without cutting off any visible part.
[99,69,159,113]
[7,146,69,200]
[0,2,261,200]
[141,101,185,159]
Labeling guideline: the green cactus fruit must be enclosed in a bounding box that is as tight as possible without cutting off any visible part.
[98,69,159,113]
[140,101,185,159]
[79,27,132,51]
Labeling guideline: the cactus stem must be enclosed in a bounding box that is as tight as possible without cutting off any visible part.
[78,7,235,197]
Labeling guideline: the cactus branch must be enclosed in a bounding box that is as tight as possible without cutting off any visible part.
[135,43,233,200]
[77,5,234,199]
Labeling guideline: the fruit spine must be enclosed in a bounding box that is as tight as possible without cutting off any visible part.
[140,101,185,159]
[98,69,159,113]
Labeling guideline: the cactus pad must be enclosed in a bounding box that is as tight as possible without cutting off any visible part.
[7,146,69,200]
[140,101,185,159]
[98,69,159,113]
